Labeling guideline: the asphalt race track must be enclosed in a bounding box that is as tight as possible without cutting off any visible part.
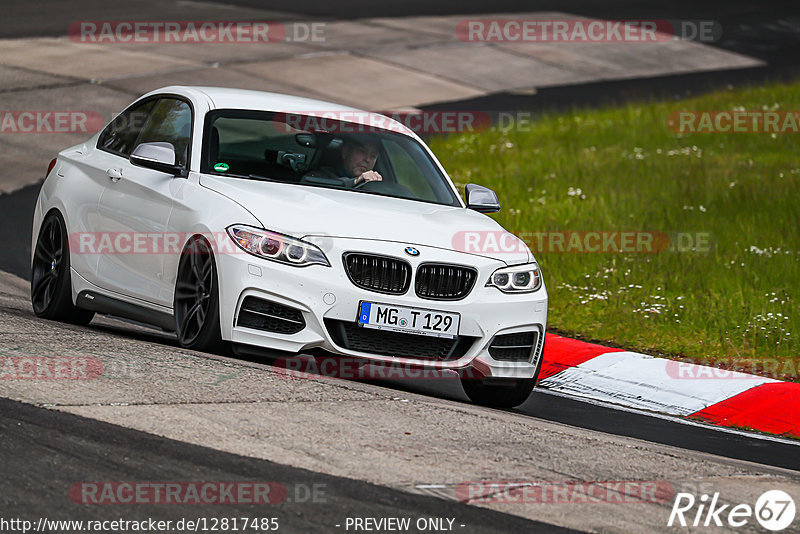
[0,397,575,533]
[2,2,800,533]
[0,276,798,533]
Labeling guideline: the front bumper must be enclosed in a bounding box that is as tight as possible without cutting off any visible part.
[216,238,547,379]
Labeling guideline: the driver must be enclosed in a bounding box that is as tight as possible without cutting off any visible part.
[306,138,383,187]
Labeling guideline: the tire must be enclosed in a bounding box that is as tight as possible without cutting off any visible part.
[31,211,95,325]
[173,237,225,352]
[460,346,544,408]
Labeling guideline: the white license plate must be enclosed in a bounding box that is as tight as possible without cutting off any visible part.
[357,301,460,339]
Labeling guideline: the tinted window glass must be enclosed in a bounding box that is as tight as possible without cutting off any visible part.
[97,100,155,157]
[136,98,192,167]
[383,138,442,203]
[201,110,460,207]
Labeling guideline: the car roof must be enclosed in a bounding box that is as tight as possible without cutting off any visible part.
[143,85,418,139]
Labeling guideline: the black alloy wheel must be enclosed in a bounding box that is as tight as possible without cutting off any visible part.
[31,212,94,324]
[174,237,224,352]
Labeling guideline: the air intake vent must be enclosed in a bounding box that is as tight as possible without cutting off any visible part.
[415,263,477,301]
[325,319,476,361]
[343,253,411,295]
[236,296,305,334]
[488,331,538,362]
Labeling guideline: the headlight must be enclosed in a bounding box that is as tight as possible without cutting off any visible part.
[227,225,330,267]
[486,263,542,293]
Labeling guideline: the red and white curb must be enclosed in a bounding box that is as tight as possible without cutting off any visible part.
[539,334,800,439]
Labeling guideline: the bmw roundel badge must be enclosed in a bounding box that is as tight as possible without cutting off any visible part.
[404,246,420,257]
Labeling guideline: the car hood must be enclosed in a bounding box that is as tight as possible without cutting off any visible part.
[200,174,531,264]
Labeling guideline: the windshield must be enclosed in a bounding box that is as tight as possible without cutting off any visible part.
[201,110,461,207]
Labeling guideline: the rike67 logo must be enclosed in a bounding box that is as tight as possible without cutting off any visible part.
[668,490,795,531]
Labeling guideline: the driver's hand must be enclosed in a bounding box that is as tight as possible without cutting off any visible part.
[355,171,382,185]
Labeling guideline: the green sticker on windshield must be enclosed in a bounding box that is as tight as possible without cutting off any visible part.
[214,162,229,172]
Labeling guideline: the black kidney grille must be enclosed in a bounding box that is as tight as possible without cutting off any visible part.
[343,253,411,294]
[488,331,538,362]
[237,296,305,334]
[415,263,477,300]
[324,319,476,361]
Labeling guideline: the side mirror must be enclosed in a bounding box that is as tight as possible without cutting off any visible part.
[130,142,186,176]
[465,184,500,213]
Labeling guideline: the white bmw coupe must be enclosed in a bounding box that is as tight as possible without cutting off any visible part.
[31,86,547,407]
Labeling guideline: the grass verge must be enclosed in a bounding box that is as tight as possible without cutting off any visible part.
[428,80,799,380]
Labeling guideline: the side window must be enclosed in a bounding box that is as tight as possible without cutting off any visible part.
[97,100,155,157]
[202,115,314,178]
[383,139,437,201]
[135,98,193,168]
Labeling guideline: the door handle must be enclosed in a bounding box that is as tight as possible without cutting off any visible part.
[106,168,123,182]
